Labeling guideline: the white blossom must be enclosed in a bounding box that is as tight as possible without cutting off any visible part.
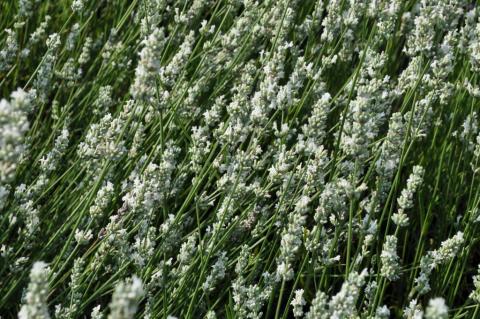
[18,262,51,319]
[130,28,166,105]
[380,235,401,281]
[393,165,425,227]
[34,33,61,102]
[276,196,309,281]
[0,29,18,72]
[71,0,84,13]
[291,289,306,318]
[305,290,328,319]
[74,229,93,245]
[413,232,464,295]
[0,88,34,185]
[471,265,480,303]
[108,276,144,319]
[425,297,448,319]
[328,269,368,319]
[203,252,228,292]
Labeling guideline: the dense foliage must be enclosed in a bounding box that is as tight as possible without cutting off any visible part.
[1,0,480,318]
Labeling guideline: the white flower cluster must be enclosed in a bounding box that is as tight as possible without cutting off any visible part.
[304,269,368,319]
[18,0,34,19]
[18,261,51,319]
[108,276,144,319]
[470,265,480,303]
[55,257,85,318]
[30,15,51,45]
[392,166,425,227]
[413,232,464,295]
[89,181,115,220]
[91,305,103,319]
[291,289,306,318]
[0,29,18,72]
[403,298,423,319]
[93,86,114,116]
[276,196,309,281]
[203,251,228,292]
[39,127,69,174]
[305,290,327,319]
[376,112,405,201]
[77,113,126,175]
[122,144,179,220]
[0,88,34,185]
[34,33,61,102]
[2,0,480,317]
[0,88,36,209]
[425,297,449,319]
[232,246,271,319]
[159,30,195,88]
[130,28,166,106]
[339,49,394,174]
[78,36,93,66]
[71,0,84,13]
[300,92,331,156]
[380,235,401,281]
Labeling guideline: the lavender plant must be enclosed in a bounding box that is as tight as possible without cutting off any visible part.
[0,0,480,318]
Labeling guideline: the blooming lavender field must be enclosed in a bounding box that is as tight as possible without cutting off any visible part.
[1,0,480,318]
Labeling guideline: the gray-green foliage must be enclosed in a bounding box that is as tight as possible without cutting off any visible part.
[1,0,480,318]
